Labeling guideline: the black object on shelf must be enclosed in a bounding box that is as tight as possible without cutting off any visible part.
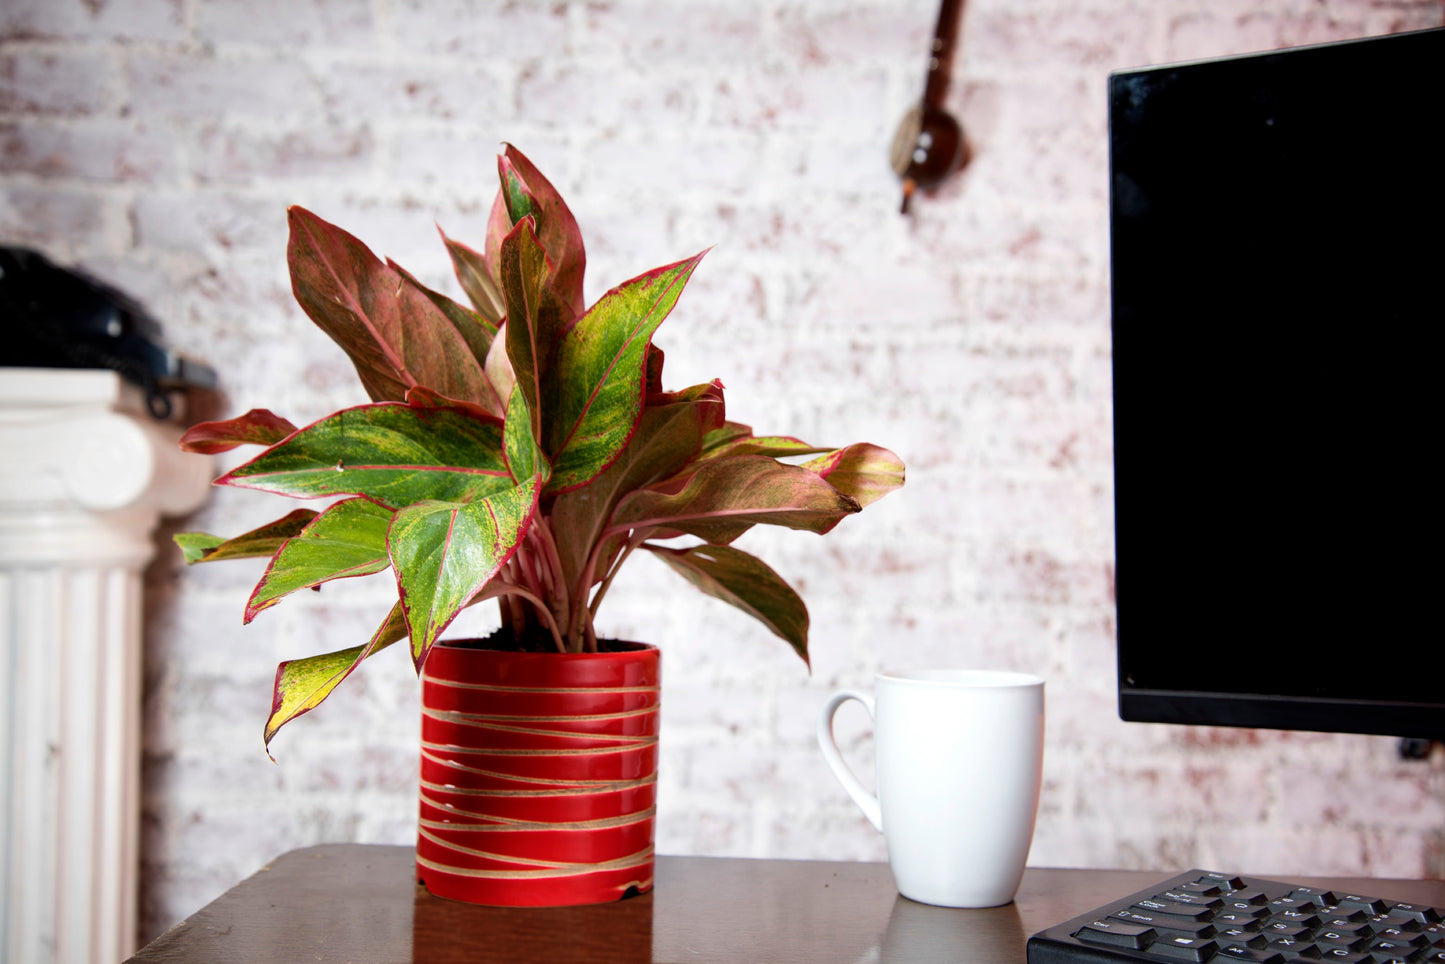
[0,247,216,419]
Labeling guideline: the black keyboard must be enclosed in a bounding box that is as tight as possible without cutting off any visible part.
[1027,869,1445,964]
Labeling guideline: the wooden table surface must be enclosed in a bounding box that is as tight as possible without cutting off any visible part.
[127,845,1445,963]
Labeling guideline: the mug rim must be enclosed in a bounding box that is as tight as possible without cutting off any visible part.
[877,668,1043,688]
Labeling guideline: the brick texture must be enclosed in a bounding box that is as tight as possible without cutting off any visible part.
[3,0,1442,948]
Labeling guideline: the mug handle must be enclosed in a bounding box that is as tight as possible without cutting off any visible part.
[817,689,883,832]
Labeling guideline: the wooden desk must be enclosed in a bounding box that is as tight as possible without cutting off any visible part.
[127,845,1445,963]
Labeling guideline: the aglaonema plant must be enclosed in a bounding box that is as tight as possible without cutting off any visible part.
[176,145,905,752]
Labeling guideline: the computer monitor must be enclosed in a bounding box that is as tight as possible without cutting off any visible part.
[1108,27,1444,740]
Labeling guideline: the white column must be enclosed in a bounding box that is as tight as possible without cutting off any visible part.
[0,369,212,964]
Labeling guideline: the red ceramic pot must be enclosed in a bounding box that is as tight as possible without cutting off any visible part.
[415,639,660,907]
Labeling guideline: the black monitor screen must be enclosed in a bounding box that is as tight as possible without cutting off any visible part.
[1109,28,1444,740]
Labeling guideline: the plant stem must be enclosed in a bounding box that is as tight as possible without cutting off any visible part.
[588,535,643,627]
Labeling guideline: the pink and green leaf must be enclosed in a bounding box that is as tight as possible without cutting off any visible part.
[549,379,726,593]
[388,258,502,412]
[388,476,541,668]
[217,400,510,508]
[244,498,394,622]
[803,443,907,509]
[699,421,754,454]
[499,216,569,445]
[485,324,516,411]
[609,454,861,545]
[264,601,408,753]
[498,144,587,316]
[287,205,493,406]
[645,543,810,665]
[174,509,318,564]
[440,228,505,325]
[178,409,298,454]
[483,190,511,288]
[696,434,832,462]
[545,248,708,493]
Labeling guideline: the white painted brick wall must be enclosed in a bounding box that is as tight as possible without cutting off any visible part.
[3,0,1441,947]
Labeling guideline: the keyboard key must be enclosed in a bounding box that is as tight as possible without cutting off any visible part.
[1196,873,1247,890]
[1179,881,1224,896]
[1218,926,1266,945]
[1339,895,1391,916]
[1074,919,1155,950]
[1389,903,1443,925]
[1372,928,1431,947]
[1160,891,1223,908]
[1258,921,1311,941]
[1132,899,1215,922]
[1150,936,1218,962]
[1370,938,1422,959]
[1316,929,1373,952]
[1288,886,1339,905]
[1214,945,1283,963]
[1311,950,1371,963]
[1274,908,1322,928]
[1264,936,1309,955]
[1216,930,1268,949]
[1216,907,1274,924]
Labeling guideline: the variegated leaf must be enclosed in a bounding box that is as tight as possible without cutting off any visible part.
[217,400,510,509]
[503,385,547,486]
[264,602,408,752]
[440,227,505,325]
[609,454,861,545]
[549,380,726,592]
[545,248,708,493]
[287,206,493,406]
[700,421,754,454]
[646,543,810,664]
[244,497,394,622]
[389,258,503,413]
[499,216,569,445]
[696,434,831,462]
[389,477,541,668]
[803,443,907,509]
[174,509,318,564]
[498,144,587,316]
[178,408,298,454]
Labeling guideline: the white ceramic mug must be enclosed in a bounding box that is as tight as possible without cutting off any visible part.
[817,669,1045,908]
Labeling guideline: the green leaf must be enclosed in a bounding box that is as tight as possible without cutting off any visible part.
[503,385,548,486]
[286,206,493,406]
[178,409,298,454]
[217,400,511,509]
[545,248,708,493]
[174,509,319,564]
[244,498,394,622]
[264,602,408,752]
[803,443,907,509]
[389,477,541,668]
[610,454,861,545]
[646,543,810,665]
[498,145,587,317]
[440,228,505,325]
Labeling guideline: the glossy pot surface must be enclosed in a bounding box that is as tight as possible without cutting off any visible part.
[415,640,660,906]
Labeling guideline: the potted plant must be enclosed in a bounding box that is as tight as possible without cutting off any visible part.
[175,145,905,906]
